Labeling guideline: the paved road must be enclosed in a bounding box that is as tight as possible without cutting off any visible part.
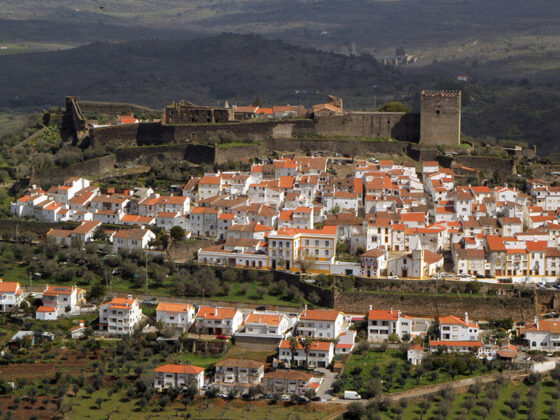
[316,367,337,401]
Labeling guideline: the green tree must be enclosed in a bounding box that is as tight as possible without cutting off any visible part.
[378,101,408,113]
[170,226,186,241]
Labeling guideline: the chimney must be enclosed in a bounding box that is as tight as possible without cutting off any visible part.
[79,320,84,328]
[390,308,393,314]
[535,316,539,329]
[127,294,132,301]
[465,312,469,325]
[304,304,308,316]
[369,305,372,311]
[214,307,218,317]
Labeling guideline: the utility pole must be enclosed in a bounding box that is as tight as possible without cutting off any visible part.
[145,252,148,295]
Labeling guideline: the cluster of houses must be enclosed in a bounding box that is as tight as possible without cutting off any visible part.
[5,278,560,394]
[10,157,560,280]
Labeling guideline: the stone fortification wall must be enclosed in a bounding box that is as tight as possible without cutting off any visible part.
[89,120,315,147]
[31,155,116,187]
[452,155,515,176]
[65,96,88,139]
[79,101,160,119]
[334,290,534,321]
[265,138,410,156]
[115,144,215,165]
[314,112,420,141]
[214,143,267,164]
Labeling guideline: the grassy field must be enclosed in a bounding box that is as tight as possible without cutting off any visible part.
[69,388,339,420]
[365,377,560,419]
[342,348,493,394]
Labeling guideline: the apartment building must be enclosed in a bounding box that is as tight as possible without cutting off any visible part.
[99,295,143,336]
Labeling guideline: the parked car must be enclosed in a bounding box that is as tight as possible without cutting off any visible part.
[387,275,399,280]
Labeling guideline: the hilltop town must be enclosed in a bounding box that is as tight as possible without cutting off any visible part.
[1,91,560,419]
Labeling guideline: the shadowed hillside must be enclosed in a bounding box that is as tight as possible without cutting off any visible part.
[0,34,401,111]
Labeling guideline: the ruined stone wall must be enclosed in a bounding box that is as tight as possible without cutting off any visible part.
[420,91,461,146]
[453,155,515,177]
[31,155,116,187]
[89,120,315,147]
[115,144,215,165]
[65,96,88,138]
[314,112,420,141]
[265,138,410,156]
[334,290,534,321]
[79,101,160,119]
[214,144,266,164]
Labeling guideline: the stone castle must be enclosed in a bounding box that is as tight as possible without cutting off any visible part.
[67,90,462,147]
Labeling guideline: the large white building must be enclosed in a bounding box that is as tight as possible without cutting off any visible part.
[99,295,143,336]
[296,308,345,339]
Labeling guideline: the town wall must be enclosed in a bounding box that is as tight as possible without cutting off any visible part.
[314,112,420,141]
[265,138,410,156]
[30,155,116,187]
[115,144,215,165]
[214,143,267,165]
[65,96,88,139]
[78,100,160,119]
[452,155,515,177]
[334,290,534,321]
[89,120,316,148]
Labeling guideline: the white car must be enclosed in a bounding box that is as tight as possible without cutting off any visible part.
[388,275,399,280]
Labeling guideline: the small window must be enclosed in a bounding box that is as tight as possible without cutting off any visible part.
[436,109,441,115]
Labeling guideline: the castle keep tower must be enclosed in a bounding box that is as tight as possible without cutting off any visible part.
[420,90,461,146]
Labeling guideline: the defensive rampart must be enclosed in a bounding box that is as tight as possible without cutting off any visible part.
[314,112,420,141]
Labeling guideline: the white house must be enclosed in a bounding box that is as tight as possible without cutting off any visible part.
[194,306,243,336]
[367,307,412,342]
[0,281,23,312]
[439,313,479,341]
[153,364,205,391]
[36,305,58,321]
[525,318,560,351]
[335,330,357,355]
[238,311,292,338]
[407,344,426,365]
[278,339,335,368]
[40,284,83,317]
[156,302,196,331]
[214,359,265,391]
[98,295,143,336]
[112,228,156,253]
[262,370,321,396]
[296,307,345,339]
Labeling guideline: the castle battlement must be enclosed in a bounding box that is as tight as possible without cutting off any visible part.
[421,90,462,97]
